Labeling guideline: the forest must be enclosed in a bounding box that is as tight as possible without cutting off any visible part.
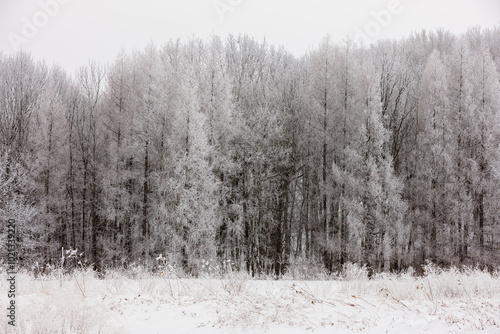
[1,27,499,277]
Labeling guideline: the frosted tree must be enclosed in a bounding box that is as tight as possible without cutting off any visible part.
[31,66,72,259]
[101,50,136,265]
[0,52,47,164]
[331,57,407,271]
[464,40,500,263]
[365,59,408,272]
[445,39,475,263]
[1,30,500,273]
[409,50,455,264]
[0,52,47,265]
[159,43,220,274]
[130,45,161,259]
[76,61,106,271]
[198,36,240,266]
[304,36,339,269]
[446,33,500,264]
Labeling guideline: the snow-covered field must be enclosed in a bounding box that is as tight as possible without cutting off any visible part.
[2,266,500,334]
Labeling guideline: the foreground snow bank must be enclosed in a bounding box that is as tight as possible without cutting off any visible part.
[1,267,499,333]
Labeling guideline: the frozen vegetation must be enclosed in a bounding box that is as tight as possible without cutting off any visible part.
[1,264,499,333]
[2,28,500,279]
[2,27,500,334]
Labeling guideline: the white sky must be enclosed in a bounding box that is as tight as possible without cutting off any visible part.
[1,0,499,73]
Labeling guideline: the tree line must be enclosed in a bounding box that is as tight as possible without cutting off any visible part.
[1,27,499,276]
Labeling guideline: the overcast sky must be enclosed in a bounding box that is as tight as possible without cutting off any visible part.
[1,0,499,73]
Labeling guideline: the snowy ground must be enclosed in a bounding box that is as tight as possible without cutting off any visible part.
[1,267,500,333]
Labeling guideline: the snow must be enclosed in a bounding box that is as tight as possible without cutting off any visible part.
[2,269,500,334]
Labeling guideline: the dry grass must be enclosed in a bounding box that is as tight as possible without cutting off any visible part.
[0,271,127,334]
[1,265,499,333]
